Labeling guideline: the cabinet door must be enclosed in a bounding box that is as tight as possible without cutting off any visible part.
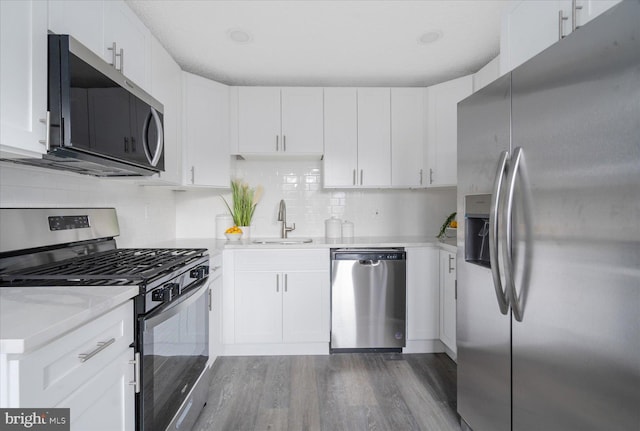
[439,250,457,354]
[576,0,621,26]
[237,87,281,154]
[48,0,105,57]
[391,88,427,188]
[426,75,472,187]
[103,0,151,90]
[357,88,391,187]
[148,36,182,185]
[282,271,329,343]
[234,271,282,344]
[208,259,222,365]
[182,72,230,187]
[323,88,358,187]
[406,247,440,341]
[0,0,48,158]
[58,348,135,431]
[500,0,572,74]
[281,87,323,155]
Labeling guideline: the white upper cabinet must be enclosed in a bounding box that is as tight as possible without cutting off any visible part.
[323,88,358,187]
[235,86,323,157]
[500,0,620,74]
[426,75,472,187]
[324,88,391,188]
[48,0,151,90]
[0,0,49,158]
[473,56,500,93]
[280,87,324,155]
[182,72,230,187]
[48,0,105,57]
[357,88,392,187]
[236,87,281,154]
[147,36,182,185]
[103,0,151,90]
[391,88,428,188]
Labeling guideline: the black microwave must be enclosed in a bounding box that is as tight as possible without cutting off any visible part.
[9,34,165,176]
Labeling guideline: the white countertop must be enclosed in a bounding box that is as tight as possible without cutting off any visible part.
[150,235,457,255]
[0,285,138,355]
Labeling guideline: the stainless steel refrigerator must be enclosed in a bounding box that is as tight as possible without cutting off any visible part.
[456,1,640,430]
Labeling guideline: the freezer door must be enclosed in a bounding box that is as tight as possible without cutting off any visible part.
[457,75,512,431]
[509,1,640,430]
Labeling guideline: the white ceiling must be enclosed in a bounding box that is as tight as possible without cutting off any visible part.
[126,0,509,87]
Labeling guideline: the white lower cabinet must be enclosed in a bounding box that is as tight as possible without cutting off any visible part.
[2,301,135,430]
[235,270,328,344]
[406,246,440,343]
[439,249,457,357]
[225,249,330,354]
[208,253,223,366]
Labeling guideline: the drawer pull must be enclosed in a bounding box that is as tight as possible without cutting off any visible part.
[78,338,116,362]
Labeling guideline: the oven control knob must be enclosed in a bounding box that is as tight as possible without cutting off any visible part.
[151,287,168,302]
[190,266,209,280]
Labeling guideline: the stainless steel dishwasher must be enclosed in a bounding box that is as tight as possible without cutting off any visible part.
[330,248,406,351]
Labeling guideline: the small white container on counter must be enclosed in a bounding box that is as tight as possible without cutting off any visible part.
[342,220,354,239]
[325,217,342,239]
[215,214,233,239]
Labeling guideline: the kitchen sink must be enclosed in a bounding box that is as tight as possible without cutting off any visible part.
[252,238,313,245]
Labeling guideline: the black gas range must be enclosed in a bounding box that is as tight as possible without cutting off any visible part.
[0,208,211,431]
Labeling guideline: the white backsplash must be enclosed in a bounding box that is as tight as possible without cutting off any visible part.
[176,159,457,239]
[0,160,457,244]
[0,163,177,248]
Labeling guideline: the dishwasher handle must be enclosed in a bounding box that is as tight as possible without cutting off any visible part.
[358,259,381,266]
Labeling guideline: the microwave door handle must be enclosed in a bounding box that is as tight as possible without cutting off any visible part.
[142,107,164,167]
[489,150,510,315]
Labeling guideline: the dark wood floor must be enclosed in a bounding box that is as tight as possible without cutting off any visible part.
[193,353,461,431]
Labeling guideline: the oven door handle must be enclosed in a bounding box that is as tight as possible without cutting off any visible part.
[144,279,209,328]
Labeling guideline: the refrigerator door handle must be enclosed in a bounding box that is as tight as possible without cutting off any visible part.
[503,147,532,322]
[489,150,510,315]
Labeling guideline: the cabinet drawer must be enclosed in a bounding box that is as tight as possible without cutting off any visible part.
[14,301,133,407]
[234,249,329,272]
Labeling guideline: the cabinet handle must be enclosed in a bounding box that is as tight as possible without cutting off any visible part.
[129,352,141,393]
[284,274,288,292]
[208,287,212,311]
[360,169,364,185]
[353,169,356,186]
[276,135,279,151]
[429,168,434,184]
[38,111,50,150]
[572,0,583,31]
[119,47,124,74]
[455,280,458,300]
[283,135,286,152]
[448,254,455,273]
[276,274,280,292]
[108,42,123,72]
[558,10,568,39]
[191,166,195,184]
[78,338,115,362]
[419,168,423,185]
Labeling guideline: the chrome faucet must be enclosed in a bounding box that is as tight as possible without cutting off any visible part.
[277,199,295,238]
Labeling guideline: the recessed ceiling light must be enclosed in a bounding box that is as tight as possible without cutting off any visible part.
[418,30,443,45]
[227,28,253,44]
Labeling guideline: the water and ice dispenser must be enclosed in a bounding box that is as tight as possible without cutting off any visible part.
[464,194,492,268]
